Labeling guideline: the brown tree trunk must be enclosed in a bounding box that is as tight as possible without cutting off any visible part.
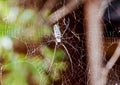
[84,0,109,85]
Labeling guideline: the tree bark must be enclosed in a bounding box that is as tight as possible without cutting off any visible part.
[84,0,111,85]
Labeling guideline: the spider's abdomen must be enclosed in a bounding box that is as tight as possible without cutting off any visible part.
[53,24,62,43]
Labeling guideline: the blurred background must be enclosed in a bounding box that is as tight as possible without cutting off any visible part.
[0,0,68,85]
[0,0,120,85]
[0,0,85,85]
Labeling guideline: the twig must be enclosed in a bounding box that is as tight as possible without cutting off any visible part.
[47,0,82,25]
[41,0,58,16]
[105,42,120,72]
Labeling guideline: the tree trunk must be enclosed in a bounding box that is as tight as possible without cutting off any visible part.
[84,0,108,85]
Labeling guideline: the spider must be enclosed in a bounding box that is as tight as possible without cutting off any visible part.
[48,22,73,72]
[31,18,80,74]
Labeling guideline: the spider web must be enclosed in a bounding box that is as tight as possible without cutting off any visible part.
[1,0,87,85]
[1,0,120,85]
[16,0,87,85]
[25,9,87,85]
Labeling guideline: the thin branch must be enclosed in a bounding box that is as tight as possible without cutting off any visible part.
[41,0,58,16]
[105,42,120,72]
[47,0,83,25]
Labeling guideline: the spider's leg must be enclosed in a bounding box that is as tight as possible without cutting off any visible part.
[61,43,73,75]
[63,41,81,56]
[62,71,68,85]
[62,18,70,37]
[48,42,57,72]
[69,30,80,41]
[30,40,54,56]
[62,36,74,40]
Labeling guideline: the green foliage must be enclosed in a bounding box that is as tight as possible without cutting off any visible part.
[0,0,67,85]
